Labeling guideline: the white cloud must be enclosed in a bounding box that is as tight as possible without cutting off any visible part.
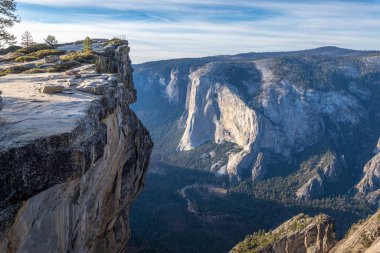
[12,1,380,63]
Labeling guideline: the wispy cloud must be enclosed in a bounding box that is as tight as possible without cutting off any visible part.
[10,0,380,63]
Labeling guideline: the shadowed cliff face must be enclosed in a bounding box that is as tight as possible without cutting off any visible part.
[0,42,153,253]
[132,47,380,205]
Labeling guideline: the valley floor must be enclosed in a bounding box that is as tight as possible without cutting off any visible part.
[127,161,372,253]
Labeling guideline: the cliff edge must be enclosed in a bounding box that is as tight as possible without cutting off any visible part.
[0,41,153,252]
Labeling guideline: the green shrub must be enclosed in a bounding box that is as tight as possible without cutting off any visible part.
[0,65,33,76]
[83,36,93,52]
[60,51,96,63]
[15,56,39,62]
[47,60,81,72]
[104,38,126,47]
[0,45,22,55]
[29,49,65,58]
[14,44,52,55]
[23,68,47,74]
[22,60,81,74]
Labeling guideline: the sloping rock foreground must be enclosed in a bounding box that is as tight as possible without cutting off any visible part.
[0,42,153,252]
[231,210,380,253]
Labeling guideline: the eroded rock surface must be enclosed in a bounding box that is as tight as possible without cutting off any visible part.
[0,43,153,253]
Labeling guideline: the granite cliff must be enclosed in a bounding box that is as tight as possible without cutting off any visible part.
[132,47,380,205]
[0,41,153,252]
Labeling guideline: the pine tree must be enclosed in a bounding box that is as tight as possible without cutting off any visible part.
[44,35,57,47]
[21,31,34,48]
[0,0,20,47]
[83,36,93,52]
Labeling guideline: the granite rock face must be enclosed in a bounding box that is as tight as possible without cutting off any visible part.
[330,210,380,253]
[96,42,136,104]
[296,152,344,201]
[230,214,337,253]
[133,47,380,203]
[0,43,153,253]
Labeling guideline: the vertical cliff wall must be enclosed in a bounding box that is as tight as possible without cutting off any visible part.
[0,41,153,253]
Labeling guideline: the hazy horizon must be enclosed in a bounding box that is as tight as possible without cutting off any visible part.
[11,0,380,63]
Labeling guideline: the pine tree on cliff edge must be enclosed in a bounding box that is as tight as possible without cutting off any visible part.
[21,31,34,48]
[83,36,93,53]
[0,0,20,48]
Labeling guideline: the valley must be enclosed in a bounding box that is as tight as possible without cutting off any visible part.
[128,47,380,252]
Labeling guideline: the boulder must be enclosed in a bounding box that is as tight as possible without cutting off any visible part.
[44,55,60,63]
[39,63,57,69]
[42,84,65,94]
[76,80,108,95]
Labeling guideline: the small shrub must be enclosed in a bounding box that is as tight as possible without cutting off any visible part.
[48,60,81,72]
[104,38,126,47]
[0,65,33,76]
[60,51,96,63]
[83,36,93,52]
[23,68,47,74]
[14,44,52,55]
[15,56,39,62]
[29,49,65,58]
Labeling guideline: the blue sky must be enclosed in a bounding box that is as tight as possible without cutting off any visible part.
[11,0,380,63]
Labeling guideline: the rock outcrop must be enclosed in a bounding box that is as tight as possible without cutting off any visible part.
[296,152,344,201]
[251,152,266,182]
[356,152,380,207]
[231,210,380,253]
[96,41,136,104]
[0,42,153,252]
[330,210,380,253]
[230,214,337,253]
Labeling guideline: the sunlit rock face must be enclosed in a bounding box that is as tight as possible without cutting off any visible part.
[230,213,337,253]
[330,210,380,253]
[0,42,153,253]
[232,210,380,253]
[133,47,380,200]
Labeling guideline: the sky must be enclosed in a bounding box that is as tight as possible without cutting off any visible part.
[10,0,380,63]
